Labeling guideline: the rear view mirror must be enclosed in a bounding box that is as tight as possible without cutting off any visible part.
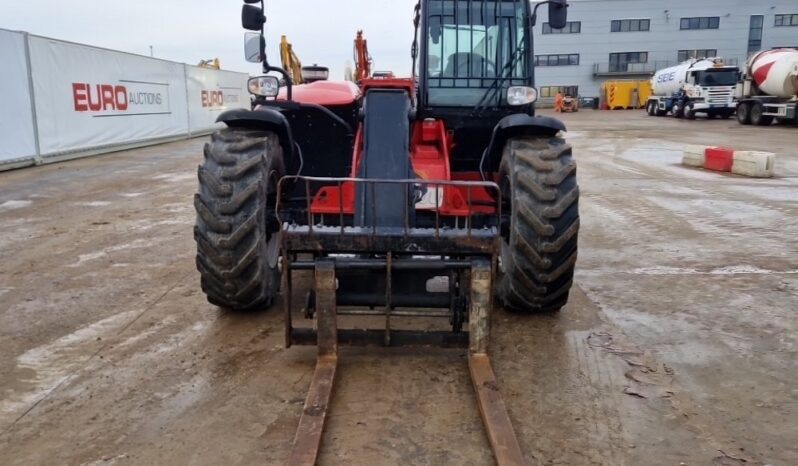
[245,32,265,63]
[242,4,266,31]
[548,0,568,29]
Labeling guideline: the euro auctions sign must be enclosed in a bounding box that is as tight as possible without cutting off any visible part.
[72,81,171,115]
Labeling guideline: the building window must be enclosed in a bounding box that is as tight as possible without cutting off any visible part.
[611,19,650,32]
[540,86,579,98]
[775,14,798,26]
[680,17,720,30]
[748,15,764,55]
[535,54,580,66]
[608,52,648,72]
[678,49,718,61]
[543,21,581,34]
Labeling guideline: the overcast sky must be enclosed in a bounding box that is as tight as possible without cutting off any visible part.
[1,0,418,78]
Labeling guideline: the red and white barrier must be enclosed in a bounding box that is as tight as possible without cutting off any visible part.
[704,147,734,172]
[682,145,776,178]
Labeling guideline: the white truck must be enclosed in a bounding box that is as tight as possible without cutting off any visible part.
[646,58,739,120]
[736,48,798,126]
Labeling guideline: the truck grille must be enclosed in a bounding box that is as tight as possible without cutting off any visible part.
[706,87,735,105]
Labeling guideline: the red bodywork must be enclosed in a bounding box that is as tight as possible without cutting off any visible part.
[277,81,362,106]
[283,77,496,218]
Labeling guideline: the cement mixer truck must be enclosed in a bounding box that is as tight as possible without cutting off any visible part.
[646,58,739,120]
[736,48,798,126]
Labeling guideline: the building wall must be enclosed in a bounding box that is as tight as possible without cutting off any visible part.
[534,0,798,98]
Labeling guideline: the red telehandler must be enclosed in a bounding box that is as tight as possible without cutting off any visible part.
[194,1,577,464]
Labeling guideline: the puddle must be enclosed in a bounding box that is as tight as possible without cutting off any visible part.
[0,310,138,428]
[76,201,112,207]
[0,200,32,211]
[152,173,194,183]
[67,239,153,267]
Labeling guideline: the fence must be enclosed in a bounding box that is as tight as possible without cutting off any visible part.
[0,29,250,171]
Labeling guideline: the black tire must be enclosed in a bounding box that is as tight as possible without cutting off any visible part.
[497,137,579,313]
[194,128,285,311]
[750,103,774,126]
[684,104,696,120]
[646,101,656,116]
[672,102,684,119]
[737,103,751,125]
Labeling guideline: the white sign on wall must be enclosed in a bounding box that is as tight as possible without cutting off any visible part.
[185,66,249,133]
[0,30,37,164]
[28,35,190,157]
[0,31,250,170]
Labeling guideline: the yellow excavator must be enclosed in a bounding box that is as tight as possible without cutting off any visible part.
[197,58,221,69]
[280,35,303,85]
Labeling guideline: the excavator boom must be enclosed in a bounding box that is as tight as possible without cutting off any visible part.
[353,30,372,81]
[280,35,304,85]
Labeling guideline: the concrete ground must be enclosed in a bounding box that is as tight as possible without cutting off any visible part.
[0,110,796,466]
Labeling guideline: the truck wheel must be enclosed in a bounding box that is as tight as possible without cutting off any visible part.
[672,103,684,119]
[737,103,752,125]
[646,101,656,116]
[194,129,285,311]
[497,137,579,313]
[750,103,774,126]
[684,104,696,120]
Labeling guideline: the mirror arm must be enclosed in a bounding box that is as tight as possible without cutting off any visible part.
[266,66,293,101]
[253,0,292,101]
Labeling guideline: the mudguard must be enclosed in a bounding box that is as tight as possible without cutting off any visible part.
[481,114,567,174]
[216,108,296,165]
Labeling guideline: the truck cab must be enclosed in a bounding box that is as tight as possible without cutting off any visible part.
[647,58,739,120]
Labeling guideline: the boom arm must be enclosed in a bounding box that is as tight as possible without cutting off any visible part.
[353,30,372,82]
[280,35,304,85]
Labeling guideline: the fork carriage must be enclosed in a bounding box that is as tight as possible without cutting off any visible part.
[280,176,526,466]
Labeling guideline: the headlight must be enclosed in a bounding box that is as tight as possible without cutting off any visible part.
[507,86,538,106]
[248,76,280,97]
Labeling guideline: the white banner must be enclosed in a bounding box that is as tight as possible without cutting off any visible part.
[28,35,190,157]
[185,66,250,133]
[0,30,37,163]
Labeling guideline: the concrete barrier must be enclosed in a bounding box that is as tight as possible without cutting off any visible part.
[732,151,776,178]
[704,147,734,172]
[682,145,708,167]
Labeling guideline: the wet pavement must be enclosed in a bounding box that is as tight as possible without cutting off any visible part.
[0,110,796,465]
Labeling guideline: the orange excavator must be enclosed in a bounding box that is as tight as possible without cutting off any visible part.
[353,30,372,81]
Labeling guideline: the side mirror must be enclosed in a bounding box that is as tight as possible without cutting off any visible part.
[242,4,266,31]
[548,0,568,30]
[245,32,265,63]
